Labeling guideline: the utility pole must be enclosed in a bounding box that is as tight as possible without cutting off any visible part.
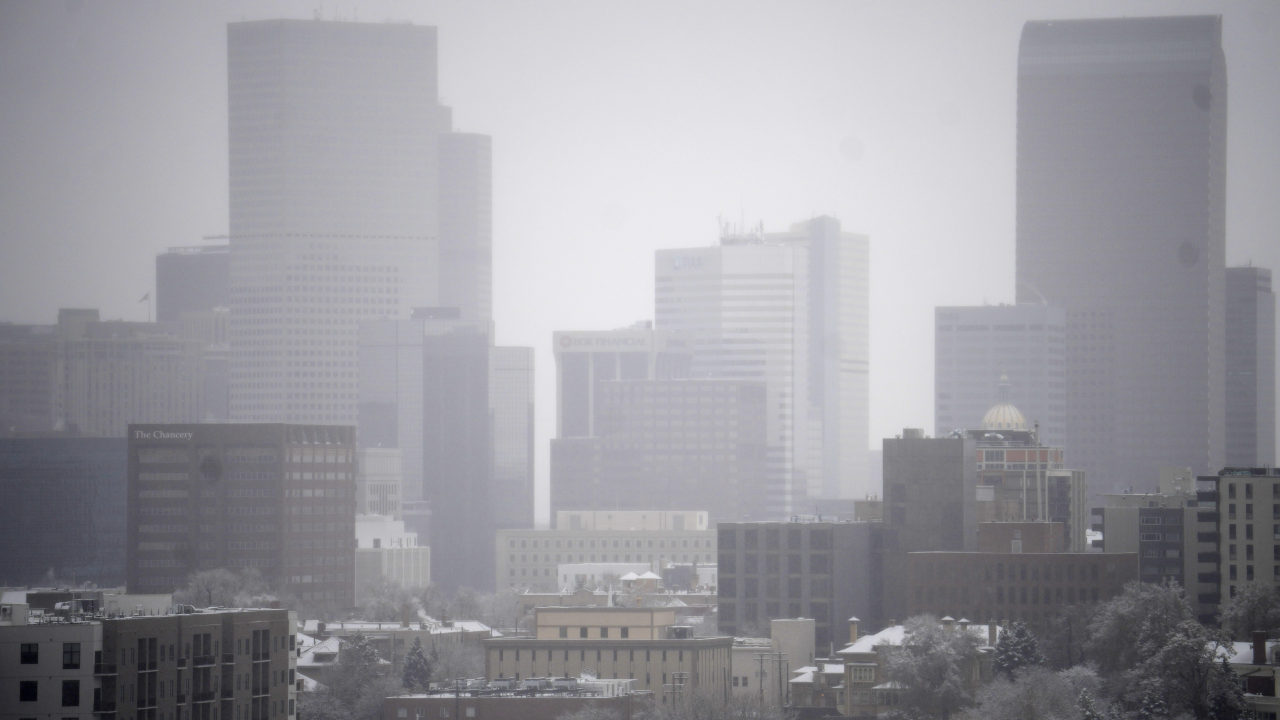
[663,671,689,706]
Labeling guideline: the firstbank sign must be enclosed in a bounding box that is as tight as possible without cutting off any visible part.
[558,335,650,349]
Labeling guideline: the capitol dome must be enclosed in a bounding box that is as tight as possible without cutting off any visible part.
[982,374,1027,431]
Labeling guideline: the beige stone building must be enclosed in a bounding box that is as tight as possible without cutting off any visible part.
[483,606,732,699]
[497,511,715,591]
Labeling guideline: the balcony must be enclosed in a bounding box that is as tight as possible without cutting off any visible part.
[222,653,235,665]
[1198,593,1222,605]
[1197,572,1222,584]
[1197,490,1219,502]
[1196,512,1218,523]
[94,663,118,676]
[177,695,187,704]
[194,655,216,667]
[94,701,117,713]
[194,691,217,703]
[145,660,158,671]
[253,652,270,662]
[252,685,268,697]
[177,658,187,668]
[1197,552,1221,563]
[1197,532,1220,543]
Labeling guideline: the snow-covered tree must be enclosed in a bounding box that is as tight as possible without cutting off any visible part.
[955,666,1076,720]
[1217,582,1280,640]
[992,621,1044,679]
[401,637,433,692]
[1084,580,1194,677]
[882,616,983,719]
[1077,688,1104,720]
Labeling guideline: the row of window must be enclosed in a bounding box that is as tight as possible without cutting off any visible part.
[917,585,1101,605]
[16,679,79,705]
[509,538,709,549]
[557,626,631,639]
[498,647,683,663]
[18,642,80,668]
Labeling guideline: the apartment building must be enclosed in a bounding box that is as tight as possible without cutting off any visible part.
[496,511,715,592]
[0,604,295,720]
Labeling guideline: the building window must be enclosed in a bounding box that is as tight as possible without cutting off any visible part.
[20,681,37,702]
[580,627,588,639]
[62,680,80,707]
[601,628,609,638]
[621,627,629,639]
[559,627,568,638]
[20,644,38,664]
[63,643,81,670]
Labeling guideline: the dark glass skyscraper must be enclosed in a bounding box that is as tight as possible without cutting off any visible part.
[155,244,230,323]
[1016,16,1227,492]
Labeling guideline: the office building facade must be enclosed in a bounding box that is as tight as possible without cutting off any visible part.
[1225,267,1276,467]
[359,314,533,591]
[0,323,58,433]
[126,423,356,606]
[764,218,871,501]
[438,127,493,326]
[550,379,769,524]
[156,245,231,324]
[904,551,1138,630]
[934,305,1066,447]
[553,325,693,439]
[227,19,443,426]
[883,430,978,553]
[1016,16,1228,491]
[0,436,127,586]
[717,521,887,648]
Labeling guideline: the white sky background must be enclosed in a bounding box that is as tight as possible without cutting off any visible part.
[1,0,1277,525]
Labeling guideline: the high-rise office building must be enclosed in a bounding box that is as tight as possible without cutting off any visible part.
[227,20,443,425]
[551,378,770,524]
[0,323,57,432]
[56,310,208,437]
[156,244,230,323]
[0,435,127,586]
[764,218,871,501]
[552,324,693,439]
[359,312,533,591]
[1225,267,1276,467]
[126,423,356,606]
[438,121,493,326]
[1016,16,1227,492]
[934,305,1066,447]
[655,218,869,513]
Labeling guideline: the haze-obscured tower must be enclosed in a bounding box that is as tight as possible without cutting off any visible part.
[1225,267,1276,467]
[1016,16,1227,491]
[227,19,442,425]
[156,244,230,323]
[438,116,493,326]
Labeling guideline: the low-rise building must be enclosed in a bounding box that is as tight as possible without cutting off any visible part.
[482,606,732,698]
[497,511,715,591]
[717,520,891,647]
[300,618,492,675]
[383,681,639,720]
[729,618,815,706]
[903,551,1138,630]
[0,602,296,720]
[354,515,430,602]
[836,616,1002,717]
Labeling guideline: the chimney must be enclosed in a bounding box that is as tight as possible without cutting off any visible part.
[1254,631,1267,665]
[941,616,955,631]
[988,620,998,647]
[848,616,860,645]
[958,618,970,632]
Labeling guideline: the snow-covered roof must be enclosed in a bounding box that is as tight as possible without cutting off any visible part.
[794,665,818,674]
[838,622,1002,655]
[1225,640,1278,665]
[297,636,342,667]
[619,572,639,581]
[300,618,492,635]
[297,674,323,692]
[638,571,662,580]
[790,671,814,684]
[822,663,844,675]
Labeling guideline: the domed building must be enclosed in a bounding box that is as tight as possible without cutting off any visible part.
[982,376,1028,432]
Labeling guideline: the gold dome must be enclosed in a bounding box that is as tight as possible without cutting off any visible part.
[982,374,1027,431]
[982,403,1027,431]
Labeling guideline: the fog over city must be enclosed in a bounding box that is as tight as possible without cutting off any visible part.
[2,3,1280,717]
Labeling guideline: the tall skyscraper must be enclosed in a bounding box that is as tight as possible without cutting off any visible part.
[227,20,443,425]
[765,218,870,501]
[358,311,533,591]
[1016,16,1227,491]
[655,217,869,513]
[1225,267,1276,467]
[934,304,1066,447]
[438,117,494,326]
[155,244,230,323]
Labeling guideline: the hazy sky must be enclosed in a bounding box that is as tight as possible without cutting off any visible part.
[2,1,1277,522]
